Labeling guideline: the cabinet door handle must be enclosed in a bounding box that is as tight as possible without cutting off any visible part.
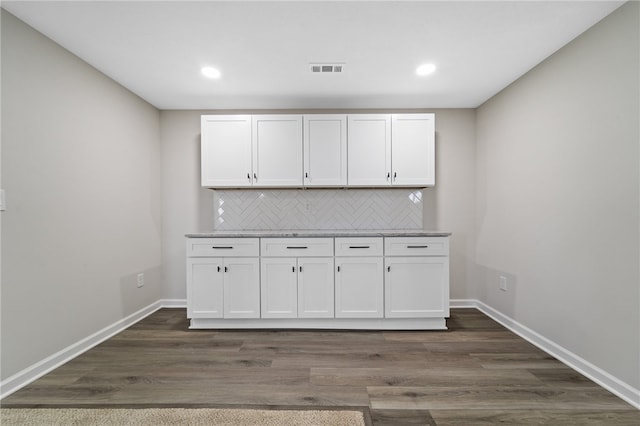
[394,171,397,180]
[212,246,233,249]
[407,245,429,249]
[299,266,303,272]
[348,245,370,249]
[224,266,228,273]
[292,266,295,272]
[247,173,251,181]
[387,266,391,272]
[337,266,341,272]
[386,172,390,180]
[217,266,221,272]
[254,173,257,181]
[305,172,309,179]
[286,246,308,249]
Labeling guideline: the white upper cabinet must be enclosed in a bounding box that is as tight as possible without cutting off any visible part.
[201,115,253,187]
[347,113,435,187]
[303,115,347,186]
[347,114,392,186]
[391,114,435,186]
[201,114,302,188]
[201,113,434,188]
[253,115,303,187]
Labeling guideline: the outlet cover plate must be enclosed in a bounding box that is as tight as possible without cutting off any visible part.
[499,276,507,291]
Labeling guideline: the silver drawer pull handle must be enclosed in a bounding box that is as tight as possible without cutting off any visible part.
[212,246,234,249]
[349,245,370,249]
[407,245,429,249]
[286,246,308,249]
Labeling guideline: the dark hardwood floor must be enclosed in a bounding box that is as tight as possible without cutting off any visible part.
[2,308,638,425]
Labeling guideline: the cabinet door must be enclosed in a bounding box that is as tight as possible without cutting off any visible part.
[391,114,435,186]
[223,258,260,318]
[335,257,384,318]
[187,258,223,318]
[304,115,347,186]
[261,258,298,318]
[253,115,303,186]
[201,115,253,187]
[385,257,449,318]
[298,258,334,318]
[347,115,391,186]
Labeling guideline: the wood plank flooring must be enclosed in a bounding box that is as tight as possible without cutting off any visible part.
[2,308,638,425]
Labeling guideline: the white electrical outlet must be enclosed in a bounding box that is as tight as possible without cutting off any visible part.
[137,273,145,288]
[499,276,507,291]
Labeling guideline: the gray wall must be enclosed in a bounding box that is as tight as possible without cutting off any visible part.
[475,1,639,389]
[1,11,162,380]
[159,109,477,301]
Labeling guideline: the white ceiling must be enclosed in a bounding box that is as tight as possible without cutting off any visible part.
[2,0,625,110]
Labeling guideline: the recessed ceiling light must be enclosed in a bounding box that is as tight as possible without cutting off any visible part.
[416,63,436,76]
[201,66,221,79]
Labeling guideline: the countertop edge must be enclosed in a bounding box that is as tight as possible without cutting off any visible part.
[185,231,452,238]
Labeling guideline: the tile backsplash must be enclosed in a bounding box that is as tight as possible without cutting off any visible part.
[213,189,423,230]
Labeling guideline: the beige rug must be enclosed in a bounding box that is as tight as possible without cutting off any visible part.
[0,407,366,426]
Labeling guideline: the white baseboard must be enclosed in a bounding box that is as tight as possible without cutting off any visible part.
[450,298,640,410]
[159,298,187,308]
[0,299,184,400]
[449,298,479,308]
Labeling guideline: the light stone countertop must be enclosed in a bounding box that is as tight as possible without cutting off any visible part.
[185,230,451,238]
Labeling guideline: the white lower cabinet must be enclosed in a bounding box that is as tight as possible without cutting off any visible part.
[223,258,260,318]
[297,258,335,318]
[334,237,384,318]
[335,257,384,318]
[187,257,260,319]
[186,238,260,319]
[187,235,450,329]
[260,238,334,319]
[384,257,449,318]
[187,258,224,319]
[260,258,298,318]
[384,237,450,318]
[260,257,335,318]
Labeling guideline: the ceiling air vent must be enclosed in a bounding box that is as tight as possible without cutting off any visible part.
[310,63,345,73]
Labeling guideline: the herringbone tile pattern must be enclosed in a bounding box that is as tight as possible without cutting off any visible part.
[214,189,423,230]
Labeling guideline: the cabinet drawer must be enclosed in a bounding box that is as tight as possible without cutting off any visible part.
[261,238,333,257]
[187,238,259,257]
[335,237,383,256]
[384,237,449,256]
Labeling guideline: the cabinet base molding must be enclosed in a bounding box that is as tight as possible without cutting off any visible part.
[189,317,446,330]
